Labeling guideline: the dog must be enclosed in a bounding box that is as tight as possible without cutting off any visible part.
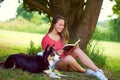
[0,45,55,73]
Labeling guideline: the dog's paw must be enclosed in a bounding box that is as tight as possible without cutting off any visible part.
[56,73,68,77]
[49,73,61,79]
[43,69,52,74]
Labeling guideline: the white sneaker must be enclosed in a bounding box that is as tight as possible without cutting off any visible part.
[94,69,108,80]
[85,69,95,76]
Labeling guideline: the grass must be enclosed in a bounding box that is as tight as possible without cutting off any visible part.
[100,41,120,58]
[0,29,44,55]
[0,29,120,80]
[100,41,120,79]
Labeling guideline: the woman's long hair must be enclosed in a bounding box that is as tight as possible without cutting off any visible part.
[48,15,69,44]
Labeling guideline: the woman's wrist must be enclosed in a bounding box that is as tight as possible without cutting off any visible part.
[56,52,60,55]
[56,50,64,56]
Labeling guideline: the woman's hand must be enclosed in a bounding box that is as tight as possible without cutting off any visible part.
[56,49,64,55]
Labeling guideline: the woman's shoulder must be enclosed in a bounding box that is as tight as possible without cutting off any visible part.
[42,34,49,40]
[42,34,53,43]
[42,34,50,44]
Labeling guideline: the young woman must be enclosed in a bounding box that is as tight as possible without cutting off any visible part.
[41,15,108,80]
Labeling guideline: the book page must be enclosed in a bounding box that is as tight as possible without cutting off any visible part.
[74,39,81,45]
[62,38,81,52]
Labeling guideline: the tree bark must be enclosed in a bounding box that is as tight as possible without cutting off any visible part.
[68,0,103,49]
[23,0,52,16]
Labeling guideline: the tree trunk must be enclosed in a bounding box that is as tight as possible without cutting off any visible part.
[69,0,103,49]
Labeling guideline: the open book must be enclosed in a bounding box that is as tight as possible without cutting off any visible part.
[62,39,81,52]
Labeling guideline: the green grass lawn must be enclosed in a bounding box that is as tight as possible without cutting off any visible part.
[0,29,120,80]
[100,41,120,78]
[100,41,120,58]
[0,29,44,55]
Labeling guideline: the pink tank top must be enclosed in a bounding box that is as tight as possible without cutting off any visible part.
[41,34,63,51]
[41,34,67,58]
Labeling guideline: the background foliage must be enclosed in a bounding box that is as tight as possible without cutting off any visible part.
[0,15,50,34]
[92,19,120,42]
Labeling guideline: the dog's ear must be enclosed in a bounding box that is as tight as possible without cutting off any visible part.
[45,45,50,52]
[49,44,55,51]
[51,44,55,49]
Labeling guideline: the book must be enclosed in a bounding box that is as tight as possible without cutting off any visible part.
[62,39,81,52]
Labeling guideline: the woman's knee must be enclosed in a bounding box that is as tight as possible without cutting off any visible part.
[64,55,76,63]
[55,55,77,71]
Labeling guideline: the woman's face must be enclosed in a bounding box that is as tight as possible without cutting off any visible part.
[54,19,65,33]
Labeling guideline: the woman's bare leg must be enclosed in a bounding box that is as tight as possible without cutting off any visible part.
[55,55,86,73]
[70,47,99,71]
[55,49,108,80]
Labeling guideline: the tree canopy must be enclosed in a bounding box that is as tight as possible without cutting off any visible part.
[17,3,33,20]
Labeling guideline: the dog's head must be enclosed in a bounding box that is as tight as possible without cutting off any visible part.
[42,44,56,73]
[43,44,55,62]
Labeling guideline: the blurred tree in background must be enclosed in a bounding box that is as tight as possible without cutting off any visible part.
[17,3,33,20]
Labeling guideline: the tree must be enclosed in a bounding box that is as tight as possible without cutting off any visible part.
[108,18,120,41]
[108,0,120,42]
[110,0,120,16]
[0,0,3,3]
[1,0,104,49]
[17,3,33,20]
[0,0,4,7]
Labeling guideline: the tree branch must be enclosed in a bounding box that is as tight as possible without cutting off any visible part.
[23,0,53,16]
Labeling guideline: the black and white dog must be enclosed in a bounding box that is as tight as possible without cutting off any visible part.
[0,45,55,73]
